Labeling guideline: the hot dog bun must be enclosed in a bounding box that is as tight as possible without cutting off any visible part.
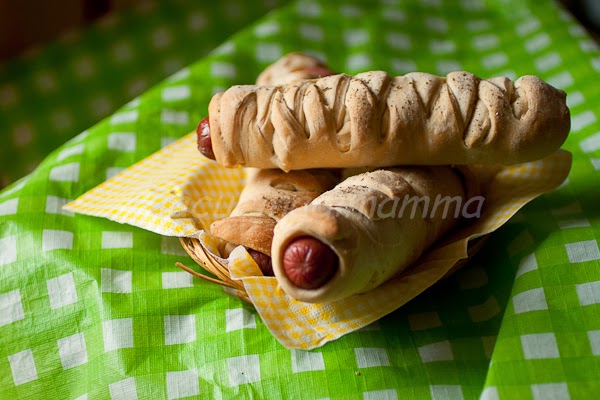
[271,166,472,303]
[208,71,570,170]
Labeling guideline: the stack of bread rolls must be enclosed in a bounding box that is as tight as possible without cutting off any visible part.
[201,53,341,277]
[198,53,570,303]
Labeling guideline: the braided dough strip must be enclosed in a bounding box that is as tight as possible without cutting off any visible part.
[209,71,570,170]
[271,166,472,303]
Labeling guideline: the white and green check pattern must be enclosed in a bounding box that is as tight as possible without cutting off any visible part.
[1,0,600,398]
[0,0,288,187]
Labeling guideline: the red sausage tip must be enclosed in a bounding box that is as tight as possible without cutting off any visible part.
[247,248,274,276]
[196,117,215,160]
[282,236,338,290]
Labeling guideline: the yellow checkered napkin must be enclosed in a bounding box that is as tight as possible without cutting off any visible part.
[196,150,572,350]
[64,133,246,236]
[65,133,572,349]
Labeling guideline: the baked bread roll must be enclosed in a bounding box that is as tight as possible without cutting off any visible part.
[210,168,340,274]
[271,166,476,303]
[256,52,334,87]
[205,71,570,170]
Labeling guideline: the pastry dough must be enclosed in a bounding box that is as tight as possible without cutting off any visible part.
[208,71,570,170]
[271,166,474,303]
[210,168,340,256]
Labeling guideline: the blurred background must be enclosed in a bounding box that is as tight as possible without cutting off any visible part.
[0,0,598,189]
[0,0,289,188]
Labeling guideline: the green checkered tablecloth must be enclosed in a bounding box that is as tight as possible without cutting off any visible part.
[1,0,600,399]
[0,0,289,187]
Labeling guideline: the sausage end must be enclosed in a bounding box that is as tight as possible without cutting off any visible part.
[196,117,216,160]
[282,236,339,290]
[247,248,274,276]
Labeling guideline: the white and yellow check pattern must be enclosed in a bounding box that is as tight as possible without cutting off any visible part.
[65,133,572,350]
[64,133,246,236]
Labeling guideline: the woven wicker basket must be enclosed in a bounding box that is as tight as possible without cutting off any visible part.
[176,234,488,306]
[177,237,252,303]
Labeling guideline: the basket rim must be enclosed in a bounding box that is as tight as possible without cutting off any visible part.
[177,237,252,303]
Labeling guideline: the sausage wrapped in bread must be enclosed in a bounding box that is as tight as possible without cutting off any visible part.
[202,71,569,170]
[271,166,478,303]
